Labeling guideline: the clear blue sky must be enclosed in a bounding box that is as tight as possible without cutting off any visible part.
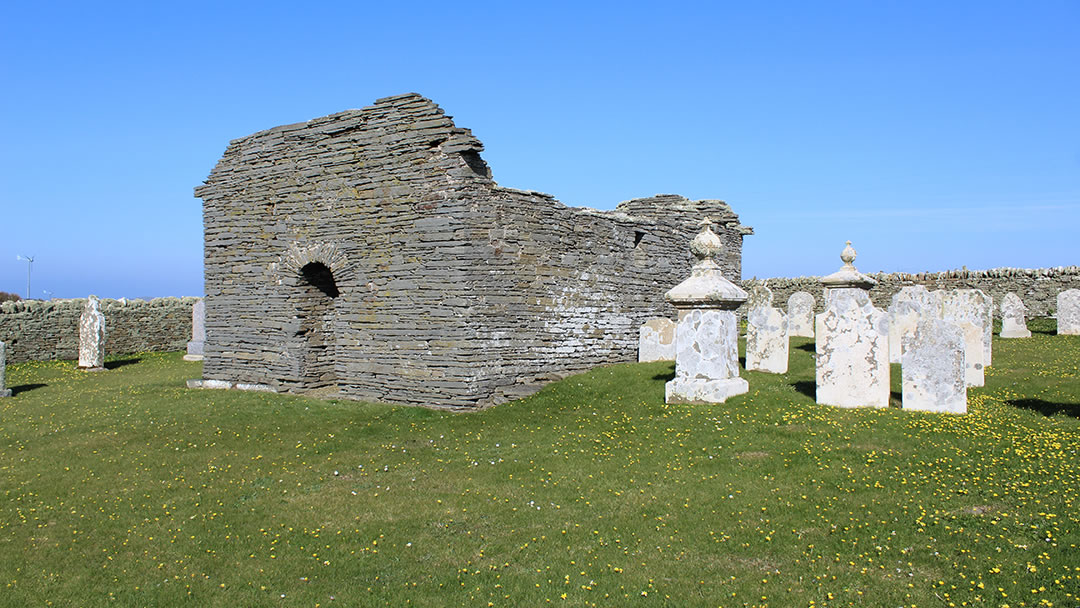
[1,1,1077,299]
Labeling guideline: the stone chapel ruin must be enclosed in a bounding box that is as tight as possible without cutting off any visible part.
[193,93,751,408]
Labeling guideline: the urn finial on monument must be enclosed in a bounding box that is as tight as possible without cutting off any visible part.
[821,240,877,289]
[665,217,747,311]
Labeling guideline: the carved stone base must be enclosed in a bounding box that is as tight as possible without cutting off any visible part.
[665,377,748,405]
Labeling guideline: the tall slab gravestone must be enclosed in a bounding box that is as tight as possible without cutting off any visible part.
[78,296,107,371]
[940,290,986,387]
[976,290,993,366]
[184,299,206,361]
[999,293,1031,338]
[888,285,938,363]
[786,291,815,338]
[0,341,11,397]
[1059,289,1080,335]
[901,317,967,414]
[665,218,749,404]
[746,297,789,374]
[815,241,890,408]
[638,317,676,362]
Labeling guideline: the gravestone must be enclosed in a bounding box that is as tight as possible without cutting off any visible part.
[665,218,749,404]
[977,290,993,366]
[1059,289,1080,335]
[0,341,10,397]
[940,290,986,387]
[78,295,107,371]
[638,317,676,362]
[902,317,967,414]
[746,282,774,312]
[999,293,1031,338]
[786,291,815,338]
[746,304,788,373]
[888,285,938,363]
[184,299,206,361]
[815,241,890,408]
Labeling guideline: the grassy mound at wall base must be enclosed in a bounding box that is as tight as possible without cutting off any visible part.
[1,319,1077,607]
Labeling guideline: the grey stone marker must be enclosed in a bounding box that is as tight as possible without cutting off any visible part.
[638,317,676,362]
[999,293,1031,338]
[902,317,967,414]
[1058,289,1080,335]
[0,341,11,397]
[745,281,773,312]
[746,302,789,374]
[78,295,107,371]
[786,291,815,338]
[976,290,993,366]
[815,241,890,408]
[184,298,206,361]
[940,290,986,387]
[665,217,749,404]
[888,285,938,363]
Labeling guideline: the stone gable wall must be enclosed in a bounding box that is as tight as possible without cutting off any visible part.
[0,297,198,363]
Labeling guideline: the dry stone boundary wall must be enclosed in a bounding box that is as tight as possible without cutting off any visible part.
[0,297,198,363]
[743,267,1079,318]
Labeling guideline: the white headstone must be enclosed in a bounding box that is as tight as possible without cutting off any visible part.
[977,290,993,366]
[664,218,749,404]
[1058,289,1080,335]
[999,293,1031,338]
[888,286,938,363]
[940,290,986,387]
[184,299,206,361]
[816,288,891,408]
[638,317,676,362]
[746,282,774,312]
[746,305,789,373]
[902,317,967,414]
[787,292,815,338]
[0,341,11,397]
[78,295,107,371]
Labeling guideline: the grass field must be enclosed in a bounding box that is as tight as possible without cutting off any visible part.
[1,319,1077,607]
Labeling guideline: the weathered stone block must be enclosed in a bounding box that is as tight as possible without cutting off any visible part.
[888,285,938,363]
[786,291,814,338]
[1059,289,1080,335]
[184,299,206,361]
[746,305,788,373]
[940,290,987,387]
[902,317,967,414]
[638,317,676,362]
[78,296,106,371]
[815,288,890,408]
[665,309,747,404]
[999,292,1031,338]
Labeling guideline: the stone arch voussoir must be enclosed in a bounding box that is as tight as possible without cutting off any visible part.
[280,241,354,284]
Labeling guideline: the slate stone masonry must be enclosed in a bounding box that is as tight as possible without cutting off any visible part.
[0,297,198,363]
[195,93,752,409]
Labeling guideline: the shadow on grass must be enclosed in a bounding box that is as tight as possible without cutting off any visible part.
[793,380,815,400]
[795,343,815,353]
[10,383,47,396]
[652,368,676,382]
[1007,398,1080,419]
[105,358,142,370]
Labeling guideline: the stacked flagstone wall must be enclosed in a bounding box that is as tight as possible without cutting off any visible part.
[195,93,751,408]
[743,266,1080,318]
[0,297,198,363]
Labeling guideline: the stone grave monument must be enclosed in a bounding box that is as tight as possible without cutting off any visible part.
[940,290,987,387]
[184,299,206,361]
[638,317,676,362]
[999,293,1031,338]
[1059,289,1080,335]
[901,317,967,414]
[665,218,749,404]
[786,291,815,338]
[746,286,789,374]
[977,290,993,366]
[888,285,938,363]
[78,296,107,371]
[815,241,890,408]
[0,341,11,397]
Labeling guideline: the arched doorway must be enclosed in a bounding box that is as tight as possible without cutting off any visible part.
[295,261,338,388]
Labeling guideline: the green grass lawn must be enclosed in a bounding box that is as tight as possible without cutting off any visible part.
[1,319,1077,607]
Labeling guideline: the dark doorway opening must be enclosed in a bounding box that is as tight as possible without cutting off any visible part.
[295,262,339,389]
